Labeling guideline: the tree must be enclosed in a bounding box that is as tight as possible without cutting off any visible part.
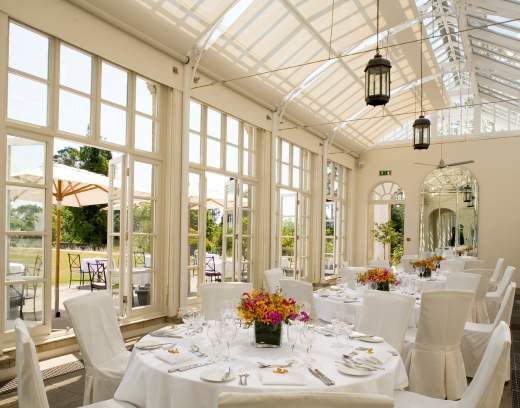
[372,221,401,262]
[10,204,43,231]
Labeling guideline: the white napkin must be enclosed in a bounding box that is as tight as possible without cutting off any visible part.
[134,339,171,350]
[257,358,294,367]
[154,348,192,366]
[149,325,183,338]
[259,370,306,386]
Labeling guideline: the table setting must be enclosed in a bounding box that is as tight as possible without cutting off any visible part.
[114,290,407,408]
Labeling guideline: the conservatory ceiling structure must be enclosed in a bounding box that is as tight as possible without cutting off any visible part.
[70,0,520,154]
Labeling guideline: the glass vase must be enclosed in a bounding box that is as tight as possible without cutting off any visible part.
[254,322,282,348]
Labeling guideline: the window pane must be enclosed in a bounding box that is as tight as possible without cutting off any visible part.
[7,135,45,184]
[227,117,239,145]
[8,73,47,126]
[9,23,48,79]
[133,200,153,233]
[7,236,44,278]
[189,132,201,164]
[59,90,91,136]
[6,284,44,329]
[8,186,45,232]
[243,151,249,176]
[293,146,300,166]
[189,101,201,131]
[100,103,126,145]
[281,141,290,162]
[135,77,156,116]
[134,162,153,197]
[281,164,289,185]
[226,145,238,173]
[188,173,200,232]
[207,108,221,139]
[101,62,127,106]
[292,167,300,189]
[135,114,153,152]
[59,44,91,94]
[244,125,254,149]
[207,138,221,168]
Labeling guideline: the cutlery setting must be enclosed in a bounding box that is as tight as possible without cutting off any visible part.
[168,361,213,373]
[308,367,335,386]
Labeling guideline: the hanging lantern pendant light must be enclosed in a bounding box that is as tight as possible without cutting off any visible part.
[365,0,391,107]
[413,19,431,150]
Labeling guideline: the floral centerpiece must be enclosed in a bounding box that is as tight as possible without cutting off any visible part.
[356,268,398,291]
[237,290,309,347]
[412,256,443,277]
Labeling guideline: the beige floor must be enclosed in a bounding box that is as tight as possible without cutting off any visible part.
[0,369,513,408]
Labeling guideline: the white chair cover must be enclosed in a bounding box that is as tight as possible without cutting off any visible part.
[264,268,283,292]
[218,392,393,408]
[445,272,481,293]
[14,318,131,408]
[367,259,390,268]
[486,266,516,321]
[462,283,516,377]
[407,290,474,400]
[201,282,253,320]
[464,268,493,323]
[15,319,49,408]
[439,259,465,273]
[399,255,418,273]
[356,291,415,352]
[339,267,367,289]
[64,292,131,404]
[486,258,505,291]
[395,322,511,408]
[279,279,314,314]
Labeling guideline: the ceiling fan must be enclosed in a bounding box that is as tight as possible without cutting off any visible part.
[413,158,475,169]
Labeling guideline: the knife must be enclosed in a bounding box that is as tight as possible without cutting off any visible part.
[308,368,335,386]
[168,361,213,373]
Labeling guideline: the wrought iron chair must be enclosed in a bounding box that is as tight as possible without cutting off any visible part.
[87,260,107,291]
[23,254,42,319]
[204,255,221,282]
[68,253,88,287]
[133,251,146,267]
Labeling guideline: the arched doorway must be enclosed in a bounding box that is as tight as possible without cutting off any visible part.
[368,182,405,264]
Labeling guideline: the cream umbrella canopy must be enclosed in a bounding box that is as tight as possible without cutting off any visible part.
[11,163,110,317]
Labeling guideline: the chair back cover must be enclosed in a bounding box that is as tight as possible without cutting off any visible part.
[367,259,390,268]
[466,268,493,323]
[445,272,481,292]
[461,322,511,408]
[15,319,49,408]
[439,258,465,273]
[408,290,474,400]
[490,258,505,284]
[493,283,516,327]
[264,268,283,292]
[496,266,516,298]
[356,291,415,352]
[201,282,252,320]
[279,279,314,312]
[399,255,418,273]
[217,392,393,408]
[339,267,367,289]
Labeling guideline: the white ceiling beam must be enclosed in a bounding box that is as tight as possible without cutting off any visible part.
[467,0,520,19]
[473,54,520,80]
[433,0,460,67]
[477,75,520,98]
[468,29,519,53]
[456,0,480,102]
[187,0,254,79]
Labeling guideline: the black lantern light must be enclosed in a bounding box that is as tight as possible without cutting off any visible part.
[364,0,391,107]
[463,184,472,203]
[413,20,431,150]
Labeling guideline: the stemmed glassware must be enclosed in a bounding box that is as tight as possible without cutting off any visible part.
[206,320,222,362]
[286,321,299,354]
[299,323,316,367]
[217,317,238,361]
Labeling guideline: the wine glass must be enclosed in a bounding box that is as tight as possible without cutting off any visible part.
[286,322,299,354]
[179,307,194,335]
[206,321,222,362]
[218,319,238,361]
[299,323,316,367]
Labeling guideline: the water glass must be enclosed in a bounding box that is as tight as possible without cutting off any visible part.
[299,323,316,367]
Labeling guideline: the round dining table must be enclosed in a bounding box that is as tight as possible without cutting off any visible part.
[114,326,408,408]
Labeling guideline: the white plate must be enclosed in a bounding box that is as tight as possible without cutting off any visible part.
[337,365,373,377]
[342,298,358,303]
[357,336,384,343]
[200,367,237,383]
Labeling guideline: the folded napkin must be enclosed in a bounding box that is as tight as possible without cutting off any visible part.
[134,339,171,350]
[154,348,192,366]
[259,370,306,386]
[258,358,294,367]
[149,325,183,338]
[315,326,335,336]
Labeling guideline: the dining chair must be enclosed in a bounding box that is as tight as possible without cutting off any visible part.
[279,279,314,315]
[462,283,515,378]
[405,290,474,400]
[395,322,511,408]
[201,282,252,320]
[488,258,505,290]
[464,268,493,323]
[68,253,87,287]
[486,266,516,321]
[87,261,108,291]
[218,392,393,408]
[14,318,133,408]
[339,267,367,289]
[367,259,390,268]
[264,268,283,292]
[23,254,42,319]
[133,251,145,267]
[64,292,131,404]
[445,272,481,293]
[399,255,418,273]
[439,258,465,273]
[356,290,415,353]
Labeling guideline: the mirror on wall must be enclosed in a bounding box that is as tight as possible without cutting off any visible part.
[419,167,478,254]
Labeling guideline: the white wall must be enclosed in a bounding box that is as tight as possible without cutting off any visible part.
[354,137,520,281]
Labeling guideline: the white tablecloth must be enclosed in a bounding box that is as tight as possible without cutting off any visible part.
[8,262,25,275]
[81,258,108,272]
[115,327,408,408]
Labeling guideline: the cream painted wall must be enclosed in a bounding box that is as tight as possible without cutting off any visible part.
[354,137,520,281]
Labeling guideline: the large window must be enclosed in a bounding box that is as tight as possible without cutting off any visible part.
[187,100,257,299]
[324,160,347,278]
[274,138,311,280]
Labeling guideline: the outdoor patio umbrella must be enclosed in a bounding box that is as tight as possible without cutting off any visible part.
[11,163,110,317]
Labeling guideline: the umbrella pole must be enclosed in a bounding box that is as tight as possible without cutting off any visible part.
[54,200,62,318]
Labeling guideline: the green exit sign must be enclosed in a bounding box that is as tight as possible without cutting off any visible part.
[379,170,392,176]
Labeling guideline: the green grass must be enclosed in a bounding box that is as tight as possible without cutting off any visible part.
[10,248,107,285]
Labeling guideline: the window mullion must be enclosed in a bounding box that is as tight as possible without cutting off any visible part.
[91,56,101,142]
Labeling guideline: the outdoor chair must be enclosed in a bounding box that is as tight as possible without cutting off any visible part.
[68,253,88,287]
[23,254,42,319]
[87,261,108,291]
[204,255,221,282]
[133,251,145,267]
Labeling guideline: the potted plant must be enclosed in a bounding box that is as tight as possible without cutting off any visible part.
[237,290,309,348]
[356,268,398,291]
[372,221,402,263]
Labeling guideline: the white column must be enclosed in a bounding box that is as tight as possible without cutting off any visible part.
[269,112,280,269]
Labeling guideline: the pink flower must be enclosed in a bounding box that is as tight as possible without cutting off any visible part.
[267,311,283,325]
[298,311,310,323]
